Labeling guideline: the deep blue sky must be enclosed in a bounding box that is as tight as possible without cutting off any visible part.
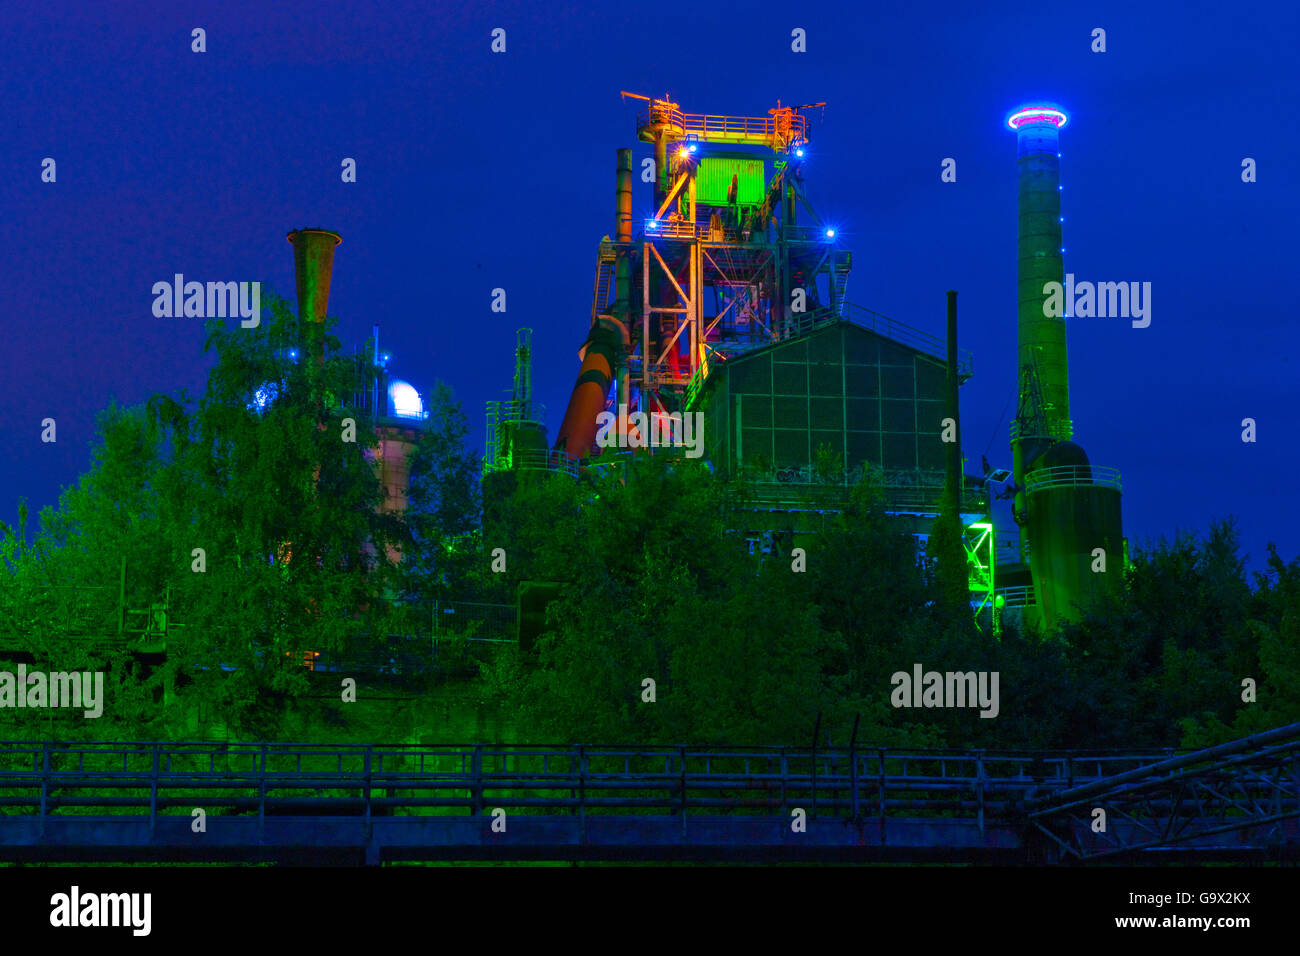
[3,0,1297,570]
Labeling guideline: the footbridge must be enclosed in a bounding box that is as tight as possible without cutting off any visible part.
[1,724,1297,864]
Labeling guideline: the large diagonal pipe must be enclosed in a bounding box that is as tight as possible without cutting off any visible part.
[554,153,634,459]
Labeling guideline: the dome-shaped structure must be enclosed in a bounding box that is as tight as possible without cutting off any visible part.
[387,379,425,420]
[1034,440,1090,471]
[1026,439,1093,482]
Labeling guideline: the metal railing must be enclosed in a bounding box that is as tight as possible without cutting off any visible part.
[1024,465,1122,493]
[780,306,842,339]
[4,735,1293,862]
[643,218,740,242]
[432,600,516,645]
[739,473,988,513]
[781,225,834,242]
[996,586,1037,608]
[840,303,974,377]
[641,220,841,244]
[0,740,1181,824]
[484,448,579,479]
[637,105,807,145]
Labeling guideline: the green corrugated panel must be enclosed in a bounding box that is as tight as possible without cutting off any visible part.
[696,157,765,206]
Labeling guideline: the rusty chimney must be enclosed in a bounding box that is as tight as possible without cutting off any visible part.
[287,228,342,367]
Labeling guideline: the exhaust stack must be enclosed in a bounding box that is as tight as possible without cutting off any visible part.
[287,228,342,366]
[1007,107,1070,442]
[1003,106,1126,629]
[945,290,961,512]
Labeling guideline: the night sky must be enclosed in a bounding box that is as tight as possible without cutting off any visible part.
[3,0,1297,570]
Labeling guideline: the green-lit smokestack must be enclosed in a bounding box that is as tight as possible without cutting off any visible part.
[1008,106,1070,438]
[1003,105,1126,629]
[1008,105,1071,437]
[1006,106,1070,563]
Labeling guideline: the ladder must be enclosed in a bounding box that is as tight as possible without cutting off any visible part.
[832,265,850,315]
[591,246,617,324]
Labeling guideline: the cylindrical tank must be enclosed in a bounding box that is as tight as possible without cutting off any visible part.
[501,419,550,469]
[1024,442,1124,625]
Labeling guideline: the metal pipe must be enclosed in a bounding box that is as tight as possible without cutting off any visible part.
[945,290,962,511]
[615,148,633,242]
[653,135,668,212]
[553,316,630,459]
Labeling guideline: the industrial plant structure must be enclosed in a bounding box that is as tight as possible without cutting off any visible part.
[284,228,431,548]
[482,95,1128,633]
[997,106,1126,628]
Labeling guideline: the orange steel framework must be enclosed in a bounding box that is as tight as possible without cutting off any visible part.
[554,95,843,460]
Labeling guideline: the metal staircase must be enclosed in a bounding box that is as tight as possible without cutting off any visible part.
[591,244,617,324]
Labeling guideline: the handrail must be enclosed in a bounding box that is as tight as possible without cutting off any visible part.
[1024,465,1122,493]
[995,585,1037,608]
[840,303,974,376]
[4,737,1292,861]
[643,218,739,242]
[484,448,578,478]
[0,740,1213,824]
[637,105,808,146]
[738,474,989,511]
[782,225,830,242]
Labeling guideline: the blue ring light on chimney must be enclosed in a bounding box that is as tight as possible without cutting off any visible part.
[1006,106,1068,130]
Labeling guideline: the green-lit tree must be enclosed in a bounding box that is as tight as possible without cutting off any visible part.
[478,455,843,744]
[1,291,403,739]
[399,382,484,603]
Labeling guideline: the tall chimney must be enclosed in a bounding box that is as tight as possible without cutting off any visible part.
[615,148,633,242]
[1007,106,1070,439]
[287,228,342,367]
[1007,106,1069,561]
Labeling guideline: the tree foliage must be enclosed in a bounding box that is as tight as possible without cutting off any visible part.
[1,293,408,738]
[6,301,1299,751]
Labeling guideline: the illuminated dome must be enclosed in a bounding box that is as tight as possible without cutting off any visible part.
[388,379,424,419]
